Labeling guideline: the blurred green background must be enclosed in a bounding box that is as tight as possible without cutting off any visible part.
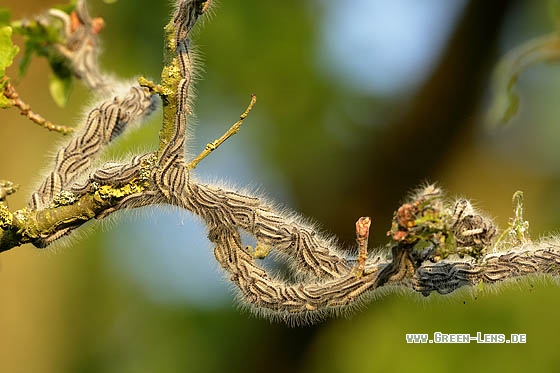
[3,0,560,372]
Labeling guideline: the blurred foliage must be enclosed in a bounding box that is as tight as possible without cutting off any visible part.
[0,25,18,107]
[486,33,560,127]
[3,0,560,372]
[0,8,10,26]
[52,0,78,14]
[551,0,560,27]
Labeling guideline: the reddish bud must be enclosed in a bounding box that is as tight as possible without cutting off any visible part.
[356,217,371,239]
[91,18,105,34]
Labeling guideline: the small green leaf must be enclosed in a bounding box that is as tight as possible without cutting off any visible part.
[0,26,19,79]
[0,93,12,108]
[0,8,11,26]
[49,73,73,107]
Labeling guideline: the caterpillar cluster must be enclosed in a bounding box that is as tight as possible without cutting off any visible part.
[4,0,560,325]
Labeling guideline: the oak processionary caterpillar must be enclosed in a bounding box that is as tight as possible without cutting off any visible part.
[2,0,560,325]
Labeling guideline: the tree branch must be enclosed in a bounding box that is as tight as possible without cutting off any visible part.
[2,0,560,325]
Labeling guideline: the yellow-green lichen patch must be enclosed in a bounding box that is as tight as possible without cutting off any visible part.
[94,179,146,201]
[140,154,157,181]
[249,243,272,259]
[51,190,79,207]
[0,204,12,228]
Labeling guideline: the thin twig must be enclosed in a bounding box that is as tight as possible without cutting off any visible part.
[3,80,74,135]
[355,216,371,276]
[187,94,257,170]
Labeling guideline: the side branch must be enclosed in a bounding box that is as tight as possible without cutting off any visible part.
[2,79,73,135]
[188,94,257,170]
